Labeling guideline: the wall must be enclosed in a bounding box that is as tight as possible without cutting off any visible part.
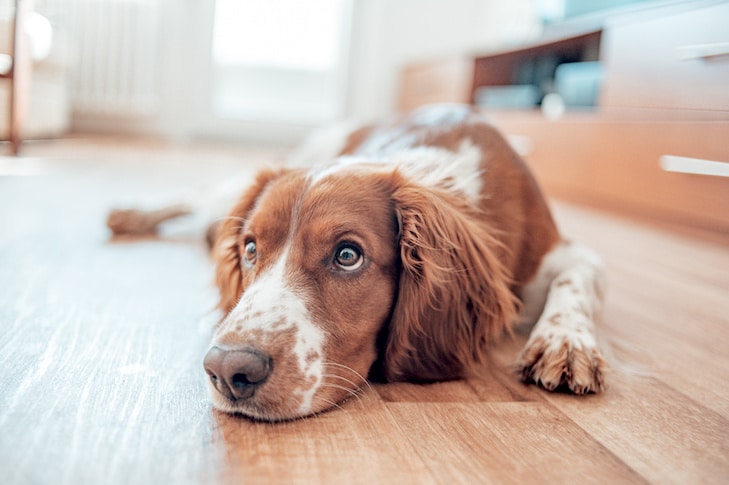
[58,0,541,142]
[347,0,541,122]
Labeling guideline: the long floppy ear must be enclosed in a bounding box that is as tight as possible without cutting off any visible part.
[212,168,284,314]
[381,180,519,382]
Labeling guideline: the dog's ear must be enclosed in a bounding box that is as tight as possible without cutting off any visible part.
[213,168,285,314]
[380,180,518,382]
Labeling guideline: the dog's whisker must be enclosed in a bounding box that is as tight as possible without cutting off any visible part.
[322,373,362,391]
[320,377,367,406]
[322,362,374,394]
[322,361,369,383]
[312,395,346,413]
[319,382,363,401]
[317,387,365,410]
[318,385,365,409]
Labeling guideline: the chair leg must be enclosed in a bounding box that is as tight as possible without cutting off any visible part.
[8,0,30,156]
[10,73,21,155]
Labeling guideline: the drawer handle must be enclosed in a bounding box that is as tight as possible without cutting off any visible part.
[660,155,729,178]
[676,42,729,61]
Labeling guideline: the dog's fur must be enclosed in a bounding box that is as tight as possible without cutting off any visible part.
[195,104,608,421]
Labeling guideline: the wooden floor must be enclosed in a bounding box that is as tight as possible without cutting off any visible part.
[1,137,728,484]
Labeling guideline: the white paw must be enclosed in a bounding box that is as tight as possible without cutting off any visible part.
[516,331,606,394]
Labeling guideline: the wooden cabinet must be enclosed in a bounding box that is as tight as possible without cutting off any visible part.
[492,115,729,238]
[601,1,729,113]
[399,0,729,242]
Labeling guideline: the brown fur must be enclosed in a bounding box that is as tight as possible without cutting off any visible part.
[341,108,560,290]
[214,168,287,313]
[380,173,518,381]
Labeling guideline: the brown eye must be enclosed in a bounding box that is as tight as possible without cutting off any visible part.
[242,241,257,268]
[334,243,364,271]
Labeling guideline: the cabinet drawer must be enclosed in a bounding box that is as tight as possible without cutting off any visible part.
[601,1,729,113]
[491,116,729,235]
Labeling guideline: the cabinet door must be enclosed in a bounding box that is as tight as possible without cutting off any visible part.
[492,116,729,234]
[601,1,729,113]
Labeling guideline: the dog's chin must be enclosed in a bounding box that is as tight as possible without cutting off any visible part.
[208,385,335,422]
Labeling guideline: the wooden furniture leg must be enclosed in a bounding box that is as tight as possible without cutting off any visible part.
[1,0,30,156]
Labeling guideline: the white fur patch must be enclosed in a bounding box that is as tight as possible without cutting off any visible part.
[357,125,419,155]
[220,246,325,415]
[517,241,607,393]
[408,103,473,127]
[535,267,599,351]
[389,138,484,201]
[519,242,604,326]
[520,241,605,356]
[309,138,484,203]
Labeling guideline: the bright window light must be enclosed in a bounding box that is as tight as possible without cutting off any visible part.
[213,0,345,71]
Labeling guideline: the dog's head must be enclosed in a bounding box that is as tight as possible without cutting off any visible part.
[204,163,516,421]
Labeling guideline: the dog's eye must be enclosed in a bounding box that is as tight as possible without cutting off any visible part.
[242,241,257,268]
[334,243,364,271]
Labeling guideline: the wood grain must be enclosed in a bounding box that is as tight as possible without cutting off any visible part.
[386,402,646,484]
[1,137,728,484]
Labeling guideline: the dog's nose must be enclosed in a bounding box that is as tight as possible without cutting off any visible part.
[203,346,272,400]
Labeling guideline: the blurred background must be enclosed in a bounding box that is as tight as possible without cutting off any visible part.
[1,0,728,240]
[1,0,676,142]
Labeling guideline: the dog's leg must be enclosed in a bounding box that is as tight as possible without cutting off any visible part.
[516,241,607,394]
[107,204,192,236]
[105,171,255,244]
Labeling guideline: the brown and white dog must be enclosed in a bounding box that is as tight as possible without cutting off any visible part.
[201,104,607,421]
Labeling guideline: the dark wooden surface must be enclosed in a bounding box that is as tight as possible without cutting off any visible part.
[1,138,728,484]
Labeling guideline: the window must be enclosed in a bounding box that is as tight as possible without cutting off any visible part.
[212,0,351,124]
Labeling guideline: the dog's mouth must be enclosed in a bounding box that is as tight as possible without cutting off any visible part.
[206,376,356,422]
[202,334,372,421]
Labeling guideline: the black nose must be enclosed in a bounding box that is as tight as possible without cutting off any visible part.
[203,346,272,400]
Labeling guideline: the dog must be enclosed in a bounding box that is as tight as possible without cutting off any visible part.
[193,104,607,421]
[108,103,607,421]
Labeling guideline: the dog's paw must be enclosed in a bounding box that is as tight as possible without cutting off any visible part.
[516,334,606,394]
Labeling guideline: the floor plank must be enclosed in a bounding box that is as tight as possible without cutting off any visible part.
[210,390,435,484]
[386,402,646,484]
[542,375,729,484]
[553,202,729,420]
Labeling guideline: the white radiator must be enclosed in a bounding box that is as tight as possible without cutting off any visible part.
[69,0,161,117]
